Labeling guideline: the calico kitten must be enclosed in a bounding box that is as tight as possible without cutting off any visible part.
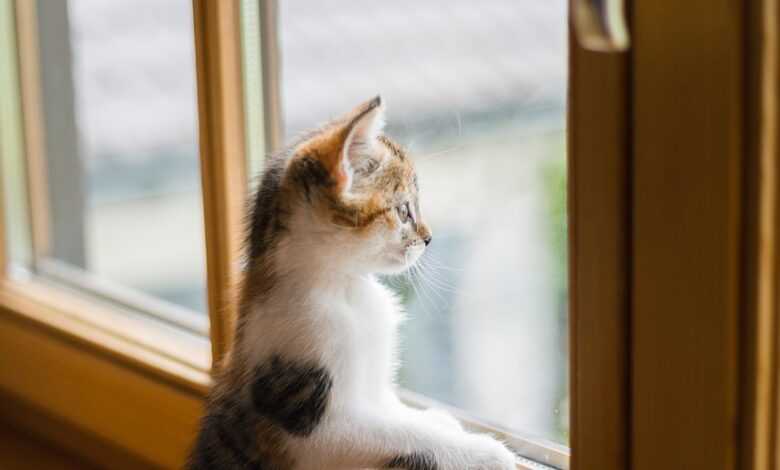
[188,97,517,470]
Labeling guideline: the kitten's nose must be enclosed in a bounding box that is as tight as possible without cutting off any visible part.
[423,235,432,246]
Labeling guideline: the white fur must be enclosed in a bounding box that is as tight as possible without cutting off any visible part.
[238,104,517,469]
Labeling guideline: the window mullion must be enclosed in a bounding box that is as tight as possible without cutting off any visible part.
[192,0,248,367]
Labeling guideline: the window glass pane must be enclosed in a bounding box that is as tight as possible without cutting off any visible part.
[279,0,569,443]
[32,0,207,320]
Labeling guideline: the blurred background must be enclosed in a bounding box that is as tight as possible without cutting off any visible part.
[4,0,568,445]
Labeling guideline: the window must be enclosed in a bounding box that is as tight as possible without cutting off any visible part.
[283,0,569,444]
[245,0,569,465]
[3,0,209,334]
[0,1,216,465]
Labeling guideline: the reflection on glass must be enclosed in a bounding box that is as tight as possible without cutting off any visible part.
[34,0,206,314]
[279,0,569,443]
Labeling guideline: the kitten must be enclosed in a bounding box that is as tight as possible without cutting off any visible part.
[188,97,518,470]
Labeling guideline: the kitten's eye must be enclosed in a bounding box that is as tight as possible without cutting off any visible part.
[397,202,410,224]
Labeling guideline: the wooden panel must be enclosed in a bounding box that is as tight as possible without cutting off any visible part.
[192,0,248,365]
[0,308,204,469]
[0,419,98,470]
[568,23,631,470]
[631,1,743,469]
[0,391,159,470]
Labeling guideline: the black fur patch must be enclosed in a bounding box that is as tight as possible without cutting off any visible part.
[385,452,438,470]
[189,397,275,470]
[189,418,250,469]
[247,156,288,261]
[251,355,333,436]
[188,428,220,470]
[289,154,334,202]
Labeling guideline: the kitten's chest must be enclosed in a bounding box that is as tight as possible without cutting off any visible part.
[344,281,397,354]
[332,280,400,393]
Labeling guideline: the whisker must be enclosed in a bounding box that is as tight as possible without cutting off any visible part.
[418,144,466,162]
[420,253,460,284]
[403,253,429,315]
[410,260,439,316]
[417,267,450,304]
[417,258,457,296]
[422,252,463,273]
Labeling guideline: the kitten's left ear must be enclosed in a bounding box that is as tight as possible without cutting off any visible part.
[333,96,385,192]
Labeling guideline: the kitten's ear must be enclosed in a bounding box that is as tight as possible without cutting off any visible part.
[330,96,385,193]
[343,95,385,161]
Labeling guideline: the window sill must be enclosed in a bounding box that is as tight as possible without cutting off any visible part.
[0,275,211,387]
[400,390,569,470]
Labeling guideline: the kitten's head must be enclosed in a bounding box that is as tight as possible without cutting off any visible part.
[272,96,431,275]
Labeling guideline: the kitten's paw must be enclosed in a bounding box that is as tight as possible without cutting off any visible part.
[423,408,463,431]
[460,433,517,470]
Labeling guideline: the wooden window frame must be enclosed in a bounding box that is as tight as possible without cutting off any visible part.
[13,0,49,265]
[570,1,780,470]
[630,0,744,467]
[192,0,248,365]
[14,0,210,336]
[568,14,631,470]
[742,2,780,469]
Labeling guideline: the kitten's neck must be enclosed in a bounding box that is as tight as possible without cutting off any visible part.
[272,233,374,289]
[280,262,375,300]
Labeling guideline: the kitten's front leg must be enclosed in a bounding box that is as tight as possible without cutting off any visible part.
[305,407,517,470]
[382,391,463,433]
[420,408,464,432]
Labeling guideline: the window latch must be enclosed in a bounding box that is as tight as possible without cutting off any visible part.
[573,0,630,52]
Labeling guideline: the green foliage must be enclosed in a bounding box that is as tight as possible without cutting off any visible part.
[539,138,569,442]
[540,144,567,290]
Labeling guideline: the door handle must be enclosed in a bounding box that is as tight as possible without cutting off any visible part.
[573,0,630,52]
